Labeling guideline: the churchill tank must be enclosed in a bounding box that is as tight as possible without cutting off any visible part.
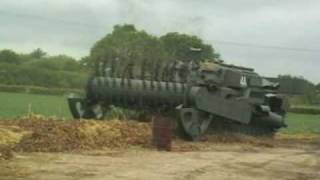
[68,58,288,140]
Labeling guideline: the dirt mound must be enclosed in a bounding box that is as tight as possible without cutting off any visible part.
[0,115,151,153]
[1,116,272,154]
[15,119,151,152]
[1,115,318,154]
[0,125,26,160]
[0,125,24,146]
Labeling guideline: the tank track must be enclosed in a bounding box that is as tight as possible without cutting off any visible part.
[174,116,278,141]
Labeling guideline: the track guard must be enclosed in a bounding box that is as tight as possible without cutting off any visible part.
[67,94,105,119]
[178,107,212,140]
[67,94,85,119]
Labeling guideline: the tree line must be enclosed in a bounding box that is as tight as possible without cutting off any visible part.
[0,48,88,88]
[276,75,320,105]
[0,24,220,89]
[0,24,319,104]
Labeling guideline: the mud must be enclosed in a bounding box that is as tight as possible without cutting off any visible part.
[0,117,319,179]
[1,142,319,180]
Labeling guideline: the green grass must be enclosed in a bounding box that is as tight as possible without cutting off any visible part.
[281,113,320,134]
[0,91,71,118]
[0,91,319,134]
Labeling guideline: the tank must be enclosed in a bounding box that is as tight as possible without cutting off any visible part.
[68,58,288,140]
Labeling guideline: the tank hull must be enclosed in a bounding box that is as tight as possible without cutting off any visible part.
[68,61,288,140]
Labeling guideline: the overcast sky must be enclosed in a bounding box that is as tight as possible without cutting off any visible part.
[0,0,319,83]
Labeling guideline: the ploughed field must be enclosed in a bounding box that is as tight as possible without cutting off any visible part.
[0,91,319,180]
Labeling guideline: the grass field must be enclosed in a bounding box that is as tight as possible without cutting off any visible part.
[0,91,71,118]
[281,113,320,134]
[0,91,319,134]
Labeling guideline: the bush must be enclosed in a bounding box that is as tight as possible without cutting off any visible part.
[0,63,88,89]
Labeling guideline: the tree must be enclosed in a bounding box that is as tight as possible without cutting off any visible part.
[90,24,169,76]
[29,48,47,59]
[79,56,93,69]
[160,32,220,63]
[0,49,21,64]
[277,75,318,104]
[277,75,314,94]
[25,54,85,72]
[89,24,224,78]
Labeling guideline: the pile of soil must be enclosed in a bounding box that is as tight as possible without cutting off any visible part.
[0,116,151,153]
[0,125,24,146]
[0,124,25,160]
[1,115,318,155]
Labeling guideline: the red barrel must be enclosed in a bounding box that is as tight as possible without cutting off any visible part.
[152,114,172,151]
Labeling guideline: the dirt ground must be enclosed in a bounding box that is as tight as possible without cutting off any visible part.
[1,141,319,180]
